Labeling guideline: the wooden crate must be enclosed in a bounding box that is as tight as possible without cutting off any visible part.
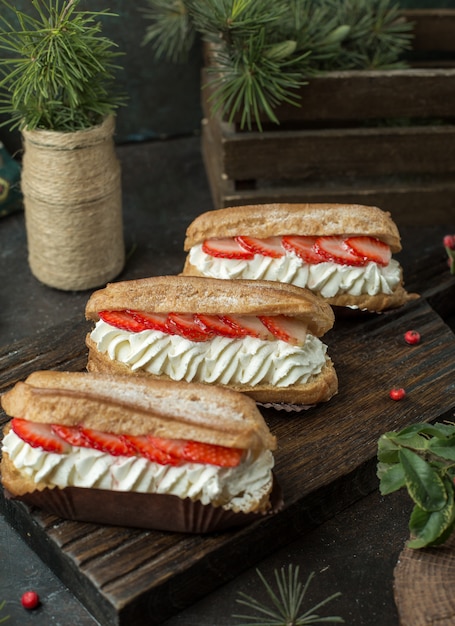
[201,10,455,225]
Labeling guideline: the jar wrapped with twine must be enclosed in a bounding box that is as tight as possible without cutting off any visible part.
[21,115,125,291]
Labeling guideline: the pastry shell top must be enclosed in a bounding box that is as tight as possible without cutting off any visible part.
[183,203,402,252]
[85,275,335,338]
[1,371,276,453]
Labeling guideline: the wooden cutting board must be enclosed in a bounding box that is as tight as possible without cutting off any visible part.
[1,271,454,625]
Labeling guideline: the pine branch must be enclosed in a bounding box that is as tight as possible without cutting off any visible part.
[233,566,344,625]
[0,0,126,132]
[142,0,414,129]
[141,0,194,62]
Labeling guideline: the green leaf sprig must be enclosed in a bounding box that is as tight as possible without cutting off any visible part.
[377,422,455,549]
[0,0,126,132]
[233,565,344,625]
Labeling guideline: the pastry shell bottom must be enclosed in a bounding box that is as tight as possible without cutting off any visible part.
[4,477,283,534]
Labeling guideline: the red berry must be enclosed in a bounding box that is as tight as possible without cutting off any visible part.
[21,590,40,610]
[389,388,406,401]
[404,330,421,345]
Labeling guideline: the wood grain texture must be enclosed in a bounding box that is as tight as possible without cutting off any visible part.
[213,125,455,181]
[394,532,455,625]
[201,119,455,224]
[1,278,454,625]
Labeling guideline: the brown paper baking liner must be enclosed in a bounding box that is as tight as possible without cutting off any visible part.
[257,402,315,412]
[4,476,283,534]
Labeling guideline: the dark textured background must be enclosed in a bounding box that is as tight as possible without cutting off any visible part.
[1,0,454,154]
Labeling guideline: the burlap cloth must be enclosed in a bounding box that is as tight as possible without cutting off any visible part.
[21,115,124,291]
[394,532,455,625]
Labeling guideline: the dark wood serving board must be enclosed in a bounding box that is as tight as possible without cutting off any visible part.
[1,248,454,625]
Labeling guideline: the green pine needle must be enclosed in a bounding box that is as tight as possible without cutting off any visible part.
[0,0,126,132]
[141,0,194,62]
[0,600,9,623]
[142,0,414,129]
[233,566,344,625]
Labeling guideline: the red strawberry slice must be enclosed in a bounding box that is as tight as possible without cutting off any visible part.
[259,315,308,346]
[167,313,214,342]
[52,424,90,448]
[11,418,71,454]
[99,310,148,333]
[220,315,274,340]
[80,428,136,457]
[148,436,243,468]
[314,236,367,266]
[195,314,244,338]
[124,435,182,466]
[130,311,174,334]
[202,237,254,259]
[344,236,391,266]
[282,236,327,263]
[235,236,285,258]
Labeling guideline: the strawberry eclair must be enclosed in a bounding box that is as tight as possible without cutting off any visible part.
[84,275,338,406]
[182,203,418,312]
[1,371,280,531]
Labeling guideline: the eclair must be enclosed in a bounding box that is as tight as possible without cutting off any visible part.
[182,203,418,312]
[1,371,280,532]
[85,275,338,406]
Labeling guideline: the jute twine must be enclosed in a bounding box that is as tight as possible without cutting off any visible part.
[21,115,125,291]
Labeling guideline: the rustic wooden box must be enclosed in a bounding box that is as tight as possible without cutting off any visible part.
[201,10,455,225]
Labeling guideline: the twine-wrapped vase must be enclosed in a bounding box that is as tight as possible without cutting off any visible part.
[21,115,125,291]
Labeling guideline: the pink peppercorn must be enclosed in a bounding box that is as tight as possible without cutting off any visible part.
[404,330,421,345]
[21,590,40,610]
[389,388,406,401]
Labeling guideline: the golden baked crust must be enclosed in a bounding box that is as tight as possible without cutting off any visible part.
[85,275,335,337]
[181,260,419,312]
[86,336,338,406]
[183,203,402,251]
[322,282,419,311]
[1,371,276,452]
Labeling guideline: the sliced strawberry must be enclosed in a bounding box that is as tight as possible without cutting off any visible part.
[344,236,391,266]
[167,313,214,342]
[202,237,254,259]
[52,424,90,448]
[194,314,243,338]
[11,418,71,454]
[124,435,182,466]
[80,428,136,457]
[314,236,367,266]
[282,235,327,264]
[99,309,148,333]
[259,315,308,346]
[235,236,285,258]
[148,436,243,468]
[220,315,274,340]
[130,311,175,334]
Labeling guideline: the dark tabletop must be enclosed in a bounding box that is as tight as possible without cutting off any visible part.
[0,135,453,626]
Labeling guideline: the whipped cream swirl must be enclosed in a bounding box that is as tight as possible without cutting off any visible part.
[90,321,328,388]
[2,429,274,512]
[188,245,402,298]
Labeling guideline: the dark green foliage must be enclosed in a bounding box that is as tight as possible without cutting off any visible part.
[142,0,414,129]
[0,0,126,132]
[378,422,455,549]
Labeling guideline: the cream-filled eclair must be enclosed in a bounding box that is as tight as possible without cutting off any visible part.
[1,371,280,531]
[182,203,418,312]
[84,276,337,406]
